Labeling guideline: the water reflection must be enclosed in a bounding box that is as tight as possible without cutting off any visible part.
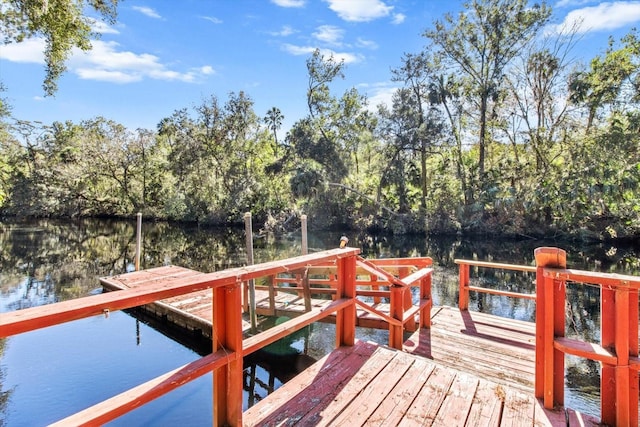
[0,218,638,424]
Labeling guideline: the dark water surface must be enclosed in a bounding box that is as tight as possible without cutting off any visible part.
[1,218,639,425]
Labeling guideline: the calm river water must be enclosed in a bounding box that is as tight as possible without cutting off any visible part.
[1,218,639,425]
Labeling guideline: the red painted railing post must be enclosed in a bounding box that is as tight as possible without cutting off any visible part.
[459,263,469,310]
[601,284,616,425]
[534,247,566,409]
[402,267,416,332]
[534,261,545,400]
[336,254,356,348]
[552,274,565,406]
[629,287,639,426]
[420,273,432,328]
[212,282,243,426]
[389,284,404,349]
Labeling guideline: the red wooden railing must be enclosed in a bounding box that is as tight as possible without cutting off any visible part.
[251,256,434,349]
[0,248,363,426]
[0,247,434,426]
[455,259,536,310]
[535,247,640,427]
[457,248,640,427]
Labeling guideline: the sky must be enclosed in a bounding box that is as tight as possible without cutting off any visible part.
[2,0,640,135]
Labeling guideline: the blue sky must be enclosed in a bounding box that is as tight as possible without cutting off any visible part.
[2,0,640,134]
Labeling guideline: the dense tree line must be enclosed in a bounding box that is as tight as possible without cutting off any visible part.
[1,0,640,240]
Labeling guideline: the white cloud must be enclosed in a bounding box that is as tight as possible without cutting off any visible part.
[67,40,214,84]
[132,6,162,19]
[356,38,378,50]
[0,38,46,64]
[281,44,316,56]
[324,0,393,22]
[363,83,397,111]
[90,19,121,34]
[551,1,640,34]
[555,0,593,8]
[392,13,406,25]
[76,68,142,83]
[269,25,295,36]
[271,0,305,7]
[202,16,223,24]
[281,44,362,63]
[313,25,345,46]
[199,65,215,75]
[0,35,215,86]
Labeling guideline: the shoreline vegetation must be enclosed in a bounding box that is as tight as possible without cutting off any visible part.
[1,1,639,243]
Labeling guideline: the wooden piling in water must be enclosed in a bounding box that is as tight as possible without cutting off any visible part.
[244,212,257,332]
[135,212,142,271]
[301,215,308,255]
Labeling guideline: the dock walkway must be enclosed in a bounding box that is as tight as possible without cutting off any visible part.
[243,340,587,426]
[100,264,601,425]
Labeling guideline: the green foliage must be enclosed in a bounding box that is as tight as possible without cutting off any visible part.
[1,3,640,240]
[0,0,118,95]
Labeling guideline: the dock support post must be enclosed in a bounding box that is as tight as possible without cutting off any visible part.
[459,263,469,310]
[212,282,243,426]
[534,247,566,409]
[389,285,404,349]
[244,212,257,333]
[301,215,308,255]
[335,254,356,348]
[135,212,142,271]
[601,283,616,424]
[300,215,312,311]
[420,273,432,328]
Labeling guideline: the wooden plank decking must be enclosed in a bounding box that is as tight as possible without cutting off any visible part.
[243,340,592,426]
[404,307,536,392]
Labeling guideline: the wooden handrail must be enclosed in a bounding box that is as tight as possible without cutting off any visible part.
[454,259,536,310]
[50,350,234,426]
[0,248,362,427]
[457,248,640,426]
[454,259,536,273]
[535,247,639,427]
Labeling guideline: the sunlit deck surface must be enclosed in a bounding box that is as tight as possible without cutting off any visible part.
[244,340,581,426]
[101,265,600,426]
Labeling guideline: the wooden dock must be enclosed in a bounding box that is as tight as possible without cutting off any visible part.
[100,265,602,425]
[100,263,428,337]
[243,340,590,426]
[243,306,600,425]
[5,248,623,426]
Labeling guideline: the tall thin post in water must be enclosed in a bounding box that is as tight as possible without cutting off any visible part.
[301,214,308,255]
[135,212,142,271]
[244,212,257,332]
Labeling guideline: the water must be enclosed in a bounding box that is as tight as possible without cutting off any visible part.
[1,218,639,425]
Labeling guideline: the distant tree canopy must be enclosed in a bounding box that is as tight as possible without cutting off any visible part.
[0,0,119,95]
[1,0,640,241]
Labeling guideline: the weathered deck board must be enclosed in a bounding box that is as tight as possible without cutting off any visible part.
[404,307,536,392]
[243,341,580,426]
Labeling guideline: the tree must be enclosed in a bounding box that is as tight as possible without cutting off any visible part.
[425,0,551,184]
[264,107,283,156]
[0,0,119,95]
[157,92,283,223]
[391,52,445,211]
[569,30,640,133]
